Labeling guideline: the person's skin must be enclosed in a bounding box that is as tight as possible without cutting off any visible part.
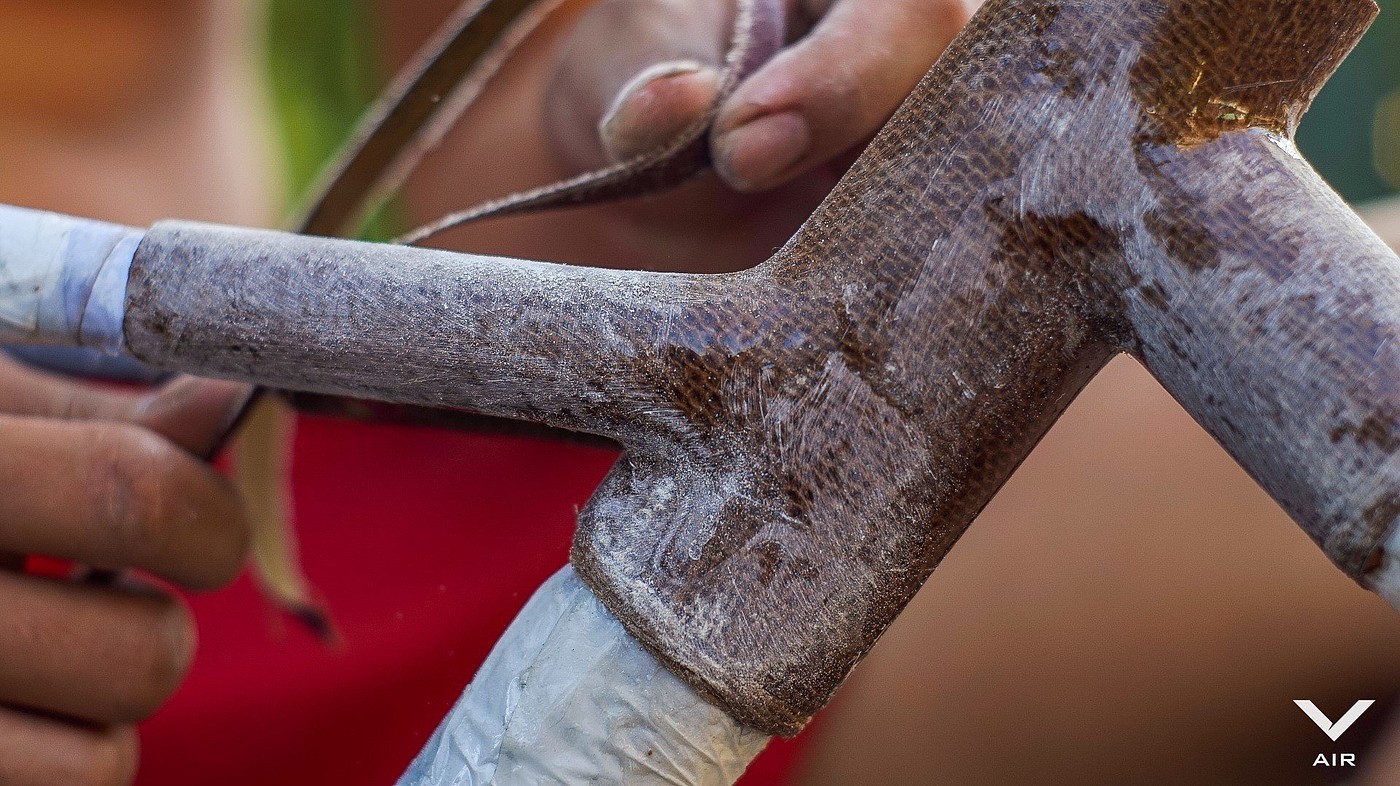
[0,2,264,783]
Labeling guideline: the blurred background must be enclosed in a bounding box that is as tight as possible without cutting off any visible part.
[5,0,1400,784]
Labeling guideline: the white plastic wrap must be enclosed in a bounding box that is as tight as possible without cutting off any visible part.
[0,204,140,353]
[399,566,770,785]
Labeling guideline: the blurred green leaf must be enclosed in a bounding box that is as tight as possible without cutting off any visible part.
[1297,0,1400,203]
[265,0,399,239]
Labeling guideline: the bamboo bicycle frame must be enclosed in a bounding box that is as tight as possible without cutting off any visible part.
[4,0,1397,747]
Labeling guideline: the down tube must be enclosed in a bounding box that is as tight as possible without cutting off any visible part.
[1125,130,1400,596]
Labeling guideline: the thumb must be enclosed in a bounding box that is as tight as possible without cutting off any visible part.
[545,0,737,170]
[126,377,255,460]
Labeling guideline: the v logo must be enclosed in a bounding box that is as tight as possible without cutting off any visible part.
[1294,700,1376,741]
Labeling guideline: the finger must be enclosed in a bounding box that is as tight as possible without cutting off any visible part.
[0,571,193,724]
[124,376,255,460]
[0,354,144,421]
[546,0,735,169]
[0,415,248,590]
[713,0,977,191]
[598,63,722,164]
[0,355,252,458]
[0,709,137,786]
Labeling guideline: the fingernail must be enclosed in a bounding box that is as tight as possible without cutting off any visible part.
[600,61,719,163]
[713,111,812,191]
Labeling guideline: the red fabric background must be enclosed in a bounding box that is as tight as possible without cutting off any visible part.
[135,415,806,784]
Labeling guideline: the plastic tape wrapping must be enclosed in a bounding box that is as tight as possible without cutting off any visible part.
[399,566,771,785]
[0,204,141,353]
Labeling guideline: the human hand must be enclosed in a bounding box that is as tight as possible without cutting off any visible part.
[550,0,979,190]
[525,0,981,271]
[0,356,249,786]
